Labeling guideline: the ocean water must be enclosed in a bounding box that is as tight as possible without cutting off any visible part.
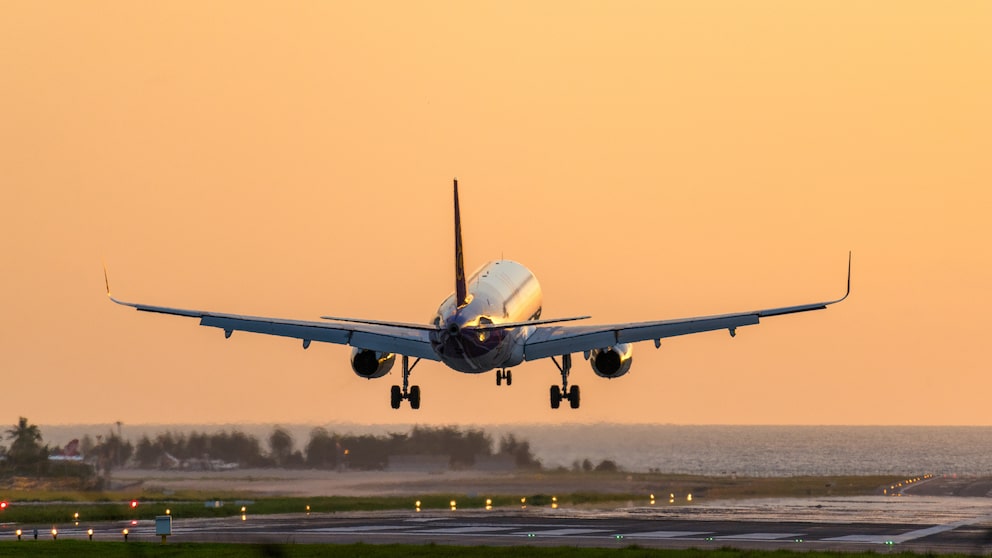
[41,424,992,477]
[503,425,992,476]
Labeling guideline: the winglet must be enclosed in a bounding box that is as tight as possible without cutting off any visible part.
[103,262,110,296]
[103,263,129,307]
[828,251,852,305]
[842,250,852,301]
[454,178,469,307]
[103,262,113,299]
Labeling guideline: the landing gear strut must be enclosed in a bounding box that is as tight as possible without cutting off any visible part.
[390,355,422,409]
[550,354,580,409]
[495,369,512,386]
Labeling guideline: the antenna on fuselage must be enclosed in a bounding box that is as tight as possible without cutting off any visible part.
[454,178,469,308]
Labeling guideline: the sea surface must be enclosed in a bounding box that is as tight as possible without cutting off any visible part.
[42,424,992,477]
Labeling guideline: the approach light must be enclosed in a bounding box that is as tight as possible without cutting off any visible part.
[51,528,58,540]
[130,499,139,509]
[87,528,94,541]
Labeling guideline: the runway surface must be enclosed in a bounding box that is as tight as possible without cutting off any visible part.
[12,498,992,553]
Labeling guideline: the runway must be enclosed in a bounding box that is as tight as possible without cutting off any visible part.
[17,500,992,553]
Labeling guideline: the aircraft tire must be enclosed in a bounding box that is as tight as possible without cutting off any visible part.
[409,385,421,409]
[568,385,580,409]
[506,370,512,386]
[550,385,562,409]
[496,371,502,386]
[390,386,402,409]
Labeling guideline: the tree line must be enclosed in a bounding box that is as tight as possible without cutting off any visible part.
[134,425,541,470]
[0,417,540,474]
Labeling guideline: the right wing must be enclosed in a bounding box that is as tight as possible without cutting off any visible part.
[524,253,851,361]
[105,275,439,361]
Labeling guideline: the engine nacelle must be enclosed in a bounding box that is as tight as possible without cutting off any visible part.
[350,348,396,379]
[589,343,633,378]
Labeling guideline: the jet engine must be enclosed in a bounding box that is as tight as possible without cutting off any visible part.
[589,344,633,378]
[350,348,396,379]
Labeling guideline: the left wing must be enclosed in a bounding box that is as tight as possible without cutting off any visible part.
[105,275,439,361]
[523,254,850,361]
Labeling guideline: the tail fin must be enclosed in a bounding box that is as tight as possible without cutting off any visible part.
[454,178,468,307]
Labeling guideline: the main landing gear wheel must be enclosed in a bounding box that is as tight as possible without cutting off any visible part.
[549,354,580,409]
[389,355,423,409]
[496,369,513,386]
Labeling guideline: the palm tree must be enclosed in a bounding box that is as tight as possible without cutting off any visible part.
[6,416,45,468]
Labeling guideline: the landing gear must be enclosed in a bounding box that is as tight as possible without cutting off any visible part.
[550,354,580,409]
[390,355,422,409]
[496,369,512,386]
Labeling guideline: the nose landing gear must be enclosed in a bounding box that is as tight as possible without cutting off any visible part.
[495,369,513,386]
[390,355,422,409]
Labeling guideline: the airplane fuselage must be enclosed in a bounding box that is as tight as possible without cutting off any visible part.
[430,260,541,373]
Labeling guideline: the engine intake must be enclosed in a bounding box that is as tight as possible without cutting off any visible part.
[350,348,395,379]
[589,344,633,378]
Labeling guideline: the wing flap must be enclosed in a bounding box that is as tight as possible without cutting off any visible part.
[524,330,618,361]
[201,316,352,345]
[350,331,438,360]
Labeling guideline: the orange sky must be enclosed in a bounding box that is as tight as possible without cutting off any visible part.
[2,2,990,426]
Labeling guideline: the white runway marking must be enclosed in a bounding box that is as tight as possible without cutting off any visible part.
[416,526,517,534]
[823,514,992,544]
[822,535,893,543]
[623,531,714,539]
[715,532,805,540]
[305,525,417,533]
[516,528,611,536]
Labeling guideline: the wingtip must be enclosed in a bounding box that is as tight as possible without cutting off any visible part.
[845,250,852,298]
[834,250,852,303]
[103,262,112,297]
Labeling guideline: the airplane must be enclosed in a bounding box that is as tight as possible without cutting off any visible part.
[106,179,850,410]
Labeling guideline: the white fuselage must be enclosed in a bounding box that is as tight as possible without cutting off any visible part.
[429,260,542,373]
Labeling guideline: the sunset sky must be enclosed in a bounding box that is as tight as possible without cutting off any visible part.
[2,2,989,426]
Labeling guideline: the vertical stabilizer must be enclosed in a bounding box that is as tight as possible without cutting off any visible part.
[454,179,469,307]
